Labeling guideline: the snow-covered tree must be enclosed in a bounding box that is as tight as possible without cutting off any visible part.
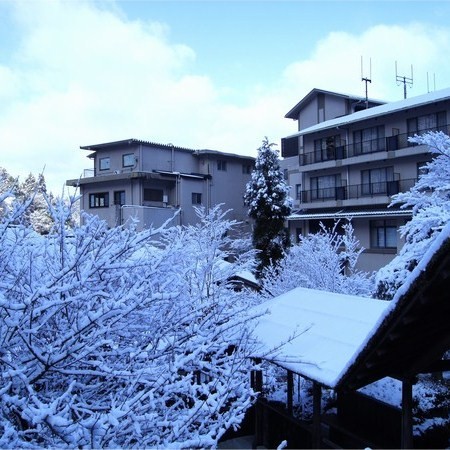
[262,222,374,298]
[0,168,54,234]
[0,198,258,448]
[375,131,450,299]
[244,137,292,276]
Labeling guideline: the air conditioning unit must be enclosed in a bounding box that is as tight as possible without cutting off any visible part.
[114,170,121,174]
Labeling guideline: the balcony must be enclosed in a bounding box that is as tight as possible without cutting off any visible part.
[299,125,450,166]
[298,178,417,204]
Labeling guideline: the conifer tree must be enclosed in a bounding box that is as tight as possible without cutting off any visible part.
[244,137,292,275]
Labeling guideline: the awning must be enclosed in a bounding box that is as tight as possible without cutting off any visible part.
[288,209,413,221]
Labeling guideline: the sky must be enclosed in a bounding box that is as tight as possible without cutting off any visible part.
[1,0,450,195]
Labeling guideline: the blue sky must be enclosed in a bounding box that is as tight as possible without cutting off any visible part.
[1,0,450,194]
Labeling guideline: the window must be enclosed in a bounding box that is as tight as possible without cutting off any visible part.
[407,111,446,135]
[295,184,302,200]
[370,220,397,249]
[99,157,110,171]
[192,193,202,204]
[314,135,341,162]
[144,188,163,202]
[311,175,340,200]
[353,126,385,155]
[361,167,394,195]
[217,160,227,171]
[114,191,125,206]
[242,163,252,174]
[89,192,109,208]
[123,153,135,167]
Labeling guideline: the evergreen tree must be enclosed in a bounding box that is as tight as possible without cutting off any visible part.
[244,137,292,275]
[0,168,55,234]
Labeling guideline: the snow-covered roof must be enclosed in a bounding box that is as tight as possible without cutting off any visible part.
[251,220,450,389]
[285,87,450,138]
[288,209,413,221]
[251,289,389,388]
[284,88,385,120]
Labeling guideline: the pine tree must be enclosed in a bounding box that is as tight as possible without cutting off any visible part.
[244,137,292,275]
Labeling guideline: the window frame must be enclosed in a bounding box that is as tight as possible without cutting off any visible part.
[122,153,135,168]
[370,219,397,249]
[192,192,202,205]
[144,188,164,202]
[242,163,252,174]
[353,125,385,155]
[217,160,227,171]
[407,111,446,135]
[361,167,394,196]
[99,157,110,171]
[89,192,109,208]
[114,190,126,206]
[310,174,340,200]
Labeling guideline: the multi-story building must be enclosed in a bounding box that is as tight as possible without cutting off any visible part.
[281,87,450,271]
[67,139,255,232]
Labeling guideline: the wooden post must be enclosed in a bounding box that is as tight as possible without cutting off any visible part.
[252,359,263,449]
[287,370,294,415]
[401,378,414,449]
[312,381,322,449]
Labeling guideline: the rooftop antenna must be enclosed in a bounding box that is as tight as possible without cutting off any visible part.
[395,61,413,99]
[427,72,436,93]
[361,56,372,109]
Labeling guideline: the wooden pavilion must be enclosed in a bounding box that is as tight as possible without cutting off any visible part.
[248,222,450,449]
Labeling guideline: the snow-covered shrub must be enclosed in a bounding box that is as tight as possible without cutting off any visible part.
[262,222,374,298]
[375,131,450,299]
[0,198,257,448]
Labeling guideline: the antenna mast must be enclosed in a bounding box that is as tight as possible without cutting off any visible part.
[395,61,413,99]
[361,56,372,109]
[427,72,436,93]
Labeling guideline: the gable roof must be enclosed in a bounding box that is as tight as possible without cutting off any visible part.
[285,87,450,138]
[339,221,450,391]
[251,221,450,390]
[251,288,389,388]
[284,88,385,120]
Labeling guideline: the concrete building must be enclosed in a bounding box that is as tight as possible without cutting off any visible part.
[67,139,255,232]
[281,87,450,271]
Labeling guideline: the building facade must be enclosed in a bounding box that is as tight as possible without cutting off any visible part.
[281,87,450,271]
[67,139,255,232]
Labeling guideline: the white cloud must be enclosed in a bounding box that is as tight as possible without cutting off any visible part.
[1,1,450,195]
[282,23,450,102]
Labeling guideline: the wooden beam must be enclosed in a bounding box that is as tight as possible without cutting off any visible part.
[401,378,414,449]
[312,382,322,449]
[287,370,294,415]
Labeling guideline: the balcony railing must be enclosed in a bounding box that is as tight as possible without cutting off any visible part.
[299,125,450,166]
[298,178,417,203]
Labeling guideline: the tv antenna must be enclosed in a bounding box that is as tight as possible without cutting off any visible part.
[361,56,372,109]
[427,72,436,93]
[395,61,413,99]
